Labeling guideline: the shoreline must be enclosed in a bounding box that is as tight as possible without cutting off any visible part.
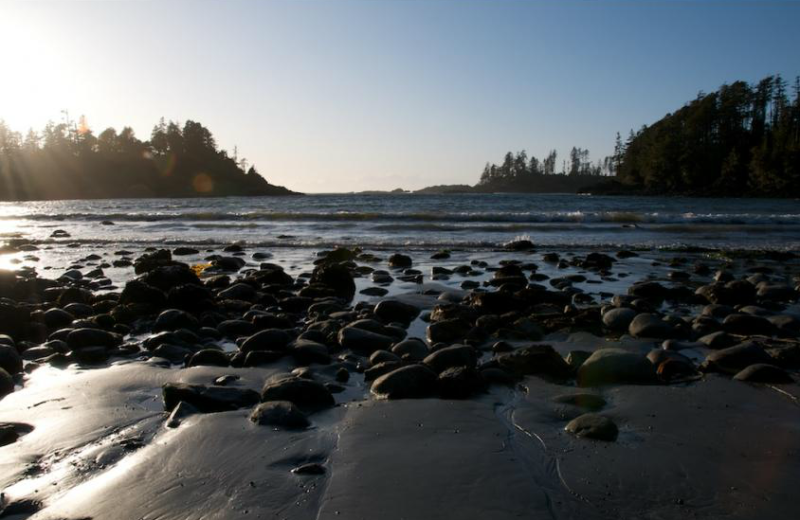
[1,242,799,518]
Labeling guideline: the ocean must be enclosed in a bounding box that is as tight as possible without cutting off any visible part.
[2,194,799,253]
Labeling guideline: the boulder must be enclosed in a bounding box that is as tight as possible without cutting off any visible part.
[438,366,484,399]
[628,313,675,339]
[733,363,793,384]
[0,345,23,375]
[722,314,774,336]
[250,401,310,429]
[565,413,618,441]
[290,340,331,365]
[187,349,229,367]
[260,376,335,410]
[388,253,412,269]
[602,307,637,332]
[154,309,199,331]
[0,368,13,399]
[495,344,572,379]
[162,383,260,413]
[552,393,607,412]
[702,342,774,375]
[66,328,122,350]
[577,348,657,386]
[218,283,257,302]
[374,300,421,324]
[371,364,438,399]
[423,344,477,374]
[240,329,293,353]
[391,338,429,361]
[338,326,394,354]
[310,263,356,300]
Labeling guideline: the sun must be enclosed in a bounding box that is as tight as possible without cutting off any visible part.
[0,6,74,131]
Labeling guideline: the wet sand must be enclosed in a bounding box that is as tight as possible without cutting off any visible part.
[1,242,799,519]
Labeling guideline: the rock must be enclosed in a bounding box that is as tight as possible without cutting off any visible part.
[250,401,310,429]
[66,328,122,350]
[698,331,736,349]
[0,368,13,399]
[504,239,535,251]
[438,366,484,399]
[240,329,293,353]
[364,361,404,382]
[173,247,200,256]
[120,280,167,309]
[423,344,477,373]
[628,282,668,301]
[628,313,675,339]
[162,383,260,413]
[244,350,284,367]
[702,342,773,375]
[290,340,331,365]
[212,256,247,272]
[260,376,335,411]
[552,393,606,411]
[388,253,412,269]
[701,304,736,319]
[187,349,229,367]
[154,309,199,331]
[769,315,800,336]
[218,283,257,301]
[360,287,389,297]
[166,401,199,428]
[337,326,394,354]
[756,284,796,302]
[374,300,420,324]
[391,338,429,361]
[371,364,438,399]
[139,264,201,291]
[495,344,572,379]
[73,346,110,364]
[565,413,618,441]
[217,320,257,338]
[602,307,637,332]
[577,348,657,387]
[733,363,793,384]
[43,308,75,330]
[426,318,470,344]
[167,283,214,312]
[722,314,774,336]
[370,350,402,365]
[310,263,356,300]
[0,345,22,375]
[152,344,193,364]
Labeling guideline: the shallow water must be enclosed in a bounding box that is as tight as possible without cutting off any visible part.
[2,193,799,252]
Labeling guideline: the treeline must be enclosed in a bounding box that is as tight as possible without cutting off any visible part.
[614,74,800,196]
[0,118,297,200]
[474,148,613,193]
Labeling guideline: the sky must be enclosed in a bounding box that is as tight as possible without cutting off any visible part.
[0,0,798,193]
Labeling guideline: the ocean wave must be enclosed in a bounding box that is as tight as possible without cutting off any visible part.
[4,210,800,226]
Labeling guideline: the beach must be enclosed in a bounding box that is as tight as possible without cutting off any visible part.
[1,195,799,519]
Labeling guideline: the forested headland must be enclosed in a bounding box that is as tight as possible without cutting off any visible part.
[609,74,800,197]
[422,74,800,197]
[0,118,298,200]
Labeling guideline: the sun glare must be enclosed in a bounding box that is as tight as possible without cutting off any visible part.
[0,10,74,131]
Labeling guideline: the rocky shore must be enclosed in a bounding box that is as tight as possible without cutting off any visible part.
[1,240,799,519]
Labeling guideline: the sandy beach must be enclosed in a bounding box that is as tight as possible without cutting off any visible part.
[1,239,799,519]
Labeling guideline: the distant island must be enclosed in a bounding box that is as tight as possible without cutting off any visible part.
[0,118,298,200]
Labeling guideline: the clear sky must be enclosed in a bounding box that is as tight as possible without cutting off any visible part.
[0,0,798,193]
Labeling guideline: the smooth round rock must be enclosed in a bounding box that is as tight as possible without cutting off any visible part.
[250,401,310,429]
[565,413,618,441]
